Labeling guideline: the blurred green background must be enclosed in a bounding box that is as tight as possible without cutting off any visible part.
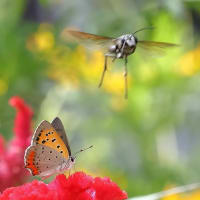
[0,0,200,197]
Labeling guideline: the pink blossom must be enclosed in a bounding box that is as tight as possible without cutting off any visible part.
[0,96,33,192]
[0,172,128,200]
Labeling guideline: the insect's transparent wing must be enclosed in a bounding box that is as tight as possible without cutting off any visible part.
[137,40,179,57]
[61,29,114,52]
[62,29,114,41]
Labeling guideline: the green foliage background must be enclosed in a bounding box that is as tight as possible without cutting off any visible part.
[0,0,200,197]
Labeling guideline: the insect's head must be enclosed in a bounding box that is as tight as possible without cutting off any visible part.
[124,34,137,47]
[70,156,75,163]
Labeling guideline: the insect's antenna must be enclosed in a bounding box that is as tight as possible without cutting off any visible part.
[133,27,155,35]
[74,145,93,157]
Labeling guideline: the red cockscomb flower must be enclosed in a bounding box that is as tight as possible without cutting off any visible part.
[0,172,128,200]
[0,96,33,192]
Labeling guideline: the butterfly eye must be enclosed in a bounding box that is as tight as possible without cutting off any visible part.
[70,157,75,162]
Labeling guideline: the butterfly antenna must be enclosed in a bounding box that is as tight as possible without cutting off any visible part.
[74,145,93,157]
[133,27,155,35]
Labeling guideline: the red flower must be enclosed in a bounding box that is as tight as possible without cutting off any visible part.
[9,96,33,148]
[0,96,33,192]
[0,172,128,200]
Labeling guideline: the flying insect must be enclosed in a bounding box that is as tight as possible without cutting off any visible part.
[62,28,178,98]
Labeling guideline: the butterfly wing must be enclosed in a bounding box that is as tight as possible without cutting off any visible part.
[137,40,179,56]
[51,117,71,156]
[24,144,68,178]
[31,120,70,159]
[25,120,72,178]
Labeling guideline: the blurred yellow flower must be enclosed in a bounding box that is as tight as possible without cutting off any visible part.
[47,46,85,87]
[26,23,54,52]
[177,45,200,76]
[189,191,200,200]
[47,44,129,97]
[161,185,200,200]
[162,193,180,200]
[103,72,124,95]
[34,31,54,51]
[80,50,104,83]
[162,191,200,200]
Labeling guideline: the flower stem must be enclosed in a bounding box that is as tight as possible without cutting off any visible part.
[128,182,200,200]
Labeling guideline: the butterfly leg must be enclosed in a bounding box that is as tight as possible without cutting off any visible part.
[98,55,108,88]
[41,175,51,180]
[124,56,128,99]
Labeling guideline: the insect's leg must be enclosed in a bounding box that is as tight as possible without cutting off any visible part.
[124,56,128,99]
[112,57,116,62]
[98,55,108,88]
[41,175,51,180]
[121,41,126,53]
